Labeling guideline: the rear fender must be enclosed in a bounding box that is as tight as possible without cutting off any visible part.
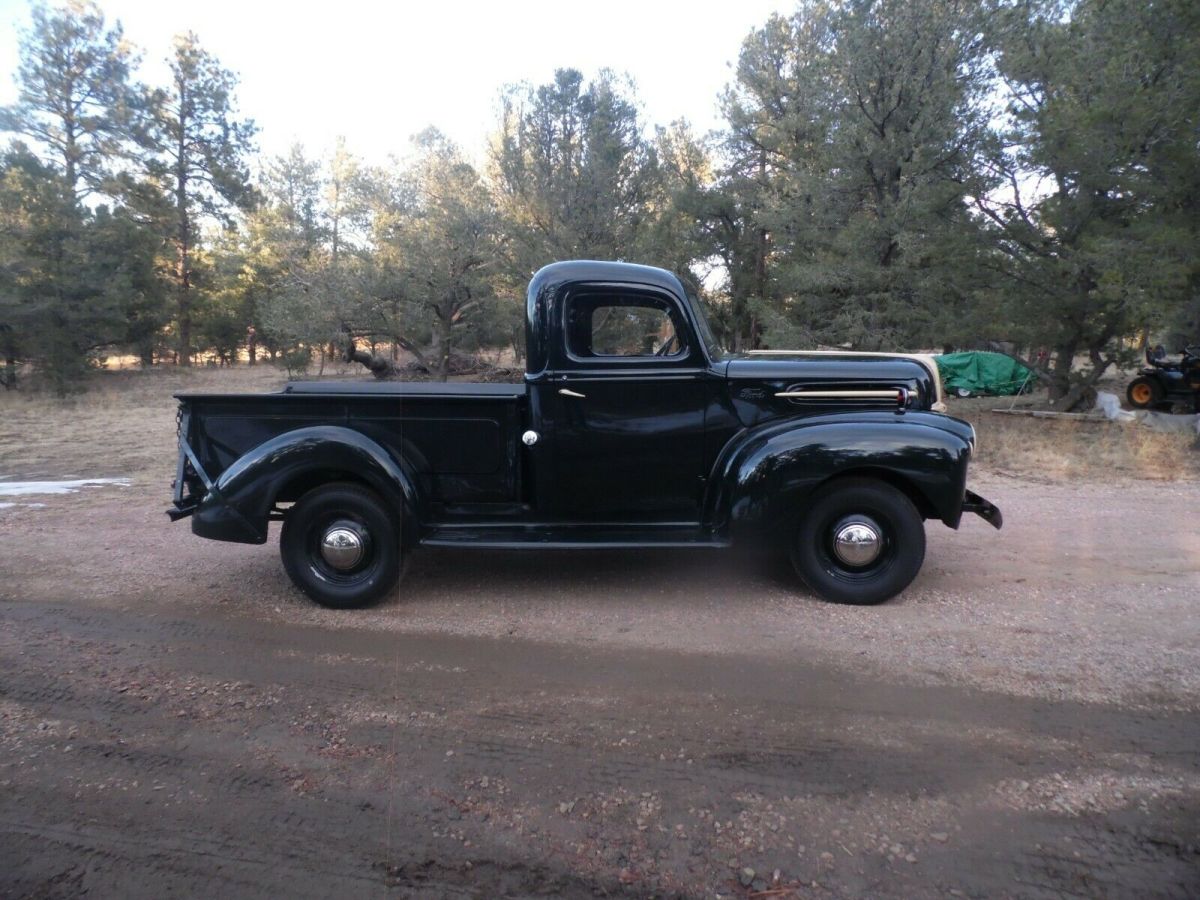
[192,426,421,545]
[705,411,972,540]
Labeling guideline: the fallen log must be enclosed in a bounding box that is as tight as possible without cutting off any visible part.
[341,343,403,379]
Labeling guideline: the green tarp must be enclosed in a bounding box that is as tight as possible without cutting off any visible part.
[934,351,1036,397]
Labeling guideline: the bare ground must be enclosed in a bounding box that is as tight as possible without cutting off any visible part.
[1,367,1199,898]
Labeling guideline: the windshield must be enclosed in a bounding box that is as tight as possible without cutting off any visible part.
[682,287,727,359]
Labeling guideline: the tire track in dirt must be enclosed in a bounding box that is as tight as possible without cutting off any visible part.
[4,595,1198,897]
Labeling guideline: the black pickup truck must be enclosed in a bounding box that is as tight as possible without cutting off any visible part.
[171,260,1000,608]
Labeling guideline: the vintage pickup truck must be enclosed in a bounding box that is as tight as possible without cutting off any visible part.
[170,260,1000,608]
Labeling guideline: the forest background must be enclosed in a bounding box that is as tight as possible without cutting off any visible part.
[1,0,1197,408]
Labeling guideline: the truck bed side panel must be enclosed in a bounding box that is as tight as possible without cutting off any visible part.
[184,392,524,505]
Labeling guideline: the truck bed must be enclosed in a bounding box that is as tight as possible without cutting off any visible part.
[177,380,528,509]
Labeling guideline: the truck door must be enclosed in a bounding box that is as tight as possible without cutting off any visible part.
[530,285,713,522]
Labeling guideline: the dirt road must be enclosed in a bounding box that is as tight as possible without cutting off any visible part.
[2,473,1199,897]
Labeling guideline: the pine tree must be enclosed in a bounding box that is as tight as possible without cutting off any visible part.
[720,0,991,351]
[490,69,660,280]
[139,32,256,366]
[0,146,128,391]
[978,0,1200,402]
[1,0,137,199]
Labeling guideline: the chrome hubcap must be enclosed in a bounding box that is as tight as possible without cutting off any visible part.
[320,525,365,571]
[833,521,882,567]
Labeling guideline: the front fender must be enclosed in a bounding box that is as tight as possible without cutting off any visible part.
[705,411,974,539]
[192,426,421,545]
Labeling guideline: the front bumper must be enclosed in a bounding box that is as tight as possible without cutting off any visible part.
[962,490,1002,529]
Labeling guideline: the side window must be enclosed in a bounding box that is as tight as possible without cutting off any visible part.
[565,293,686,359]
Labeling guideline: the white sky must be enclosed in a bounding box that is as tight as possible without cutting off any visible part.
[0,0,796,167]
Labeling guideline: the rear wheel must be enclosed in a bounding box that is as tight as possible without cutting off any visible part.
[1126,377,1162,409]
[789,478,925,605]
[280,482,401,609]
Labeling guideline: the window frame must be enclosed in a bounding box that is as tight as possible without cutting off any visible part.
[560,287,693,366]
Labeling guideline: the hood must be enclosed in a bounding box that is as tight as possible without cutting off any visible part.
[724,349,946,428]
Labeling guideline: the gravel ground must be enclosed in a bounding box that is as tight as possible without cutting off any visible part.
[2,463,1199,896]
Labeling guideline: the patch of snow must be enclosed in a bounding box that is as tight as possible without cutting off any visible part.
[0,477,130,497]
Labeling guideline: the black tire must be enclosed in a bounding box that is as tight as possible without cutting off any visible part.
[789,478,925,606]
[1126,376,1162,409]
[280,482,401,609]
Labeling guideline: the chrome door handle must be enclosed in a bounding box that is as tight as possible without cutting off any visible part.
[558,388,586,399]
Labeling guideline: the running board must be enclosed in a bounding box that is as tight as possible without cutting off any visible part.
[421,524,728,550]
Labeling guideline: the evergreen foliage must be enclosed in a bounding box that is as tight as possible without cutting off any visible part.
[0,0,1195,401]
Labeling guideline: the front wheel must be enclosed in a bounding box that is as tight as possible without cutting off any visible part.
[280,482,401,609]
[790,478,925,605]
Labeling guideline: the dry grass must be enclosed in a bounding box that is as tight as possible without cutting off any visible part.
[953,397,1199,482]
[2,365,1196,485]
[0,365,289,483]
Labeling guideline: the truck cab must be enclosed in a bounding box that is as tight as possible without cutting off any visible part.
[171,260,1000,609]
[524,262,722,521]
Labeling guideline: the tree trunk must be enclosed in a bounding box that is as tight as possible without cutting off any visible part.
[343,344,401,379]
[341,329,402,379]
[751,147,768,350]
[1047,342,1077,401]
[1,325,16,388]
[64,114,78,198]
[177,230,191,366]
[396,336,432,373]
[510,324,525,364]
[175,90,192,367]
[1052,382,1097,412]
[1042,341,1114,412]
[435,309,453,382]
